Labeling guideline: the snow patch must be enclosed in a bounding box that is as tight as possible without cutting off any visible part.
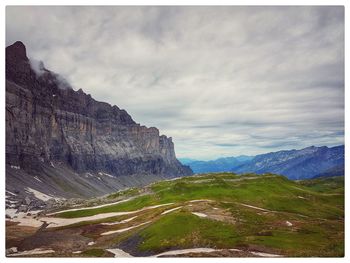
[165,177,182,181]
[88,241,95,246]
[192,212,208,218]
[7,247,18,253]
[10,165,20,170]
[285,221,293,226]
[145,203,175,210]
[6,209,18,218]
[239,203,272,212]
[101,216,138,226]
[34,176,42,183]
[12,203,174,228]
[47,197,135,215]
[6,200,18,204]
[25,187,53,201]
[250,251,281,257]
[98,172,114,178]
[188,199,213,203]
[161,206,182,215]
[6,190,17,196]
[6,209,43,227]
[153,248,217,257]
[8,248,55,256]
[85,172,94,178]
[107,248,133,257]
[101,221,152,236]
[152,248,281,257]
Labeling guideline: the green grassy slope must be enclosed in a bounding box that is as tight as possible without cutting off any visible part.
[50,173,344,257]
[56,174,343,220]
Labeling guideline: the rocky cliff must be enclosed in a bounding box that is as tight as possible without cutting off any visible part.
[6,41,192,202]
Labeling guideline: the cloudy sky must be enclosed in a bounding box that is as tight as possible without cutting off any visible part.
[6,6,344,160]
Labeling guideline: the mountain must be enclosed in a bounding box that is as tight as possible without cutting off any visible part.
[234,145,344,180]
[182,146,344,180]
[235,155,255,163]
[5,41,192,203]
[312,164,345,179]
[178,158,198,165]
[182,156,253,174]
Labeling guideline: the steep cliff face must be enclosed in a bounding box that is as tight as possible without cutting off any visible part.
[6,41,192,200]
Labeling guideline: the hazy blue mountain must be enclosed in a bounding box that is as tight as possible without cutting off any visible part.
[234,145,344,180]
[181,156,253,174]
[178,158,198,165]
[235,155,254,163]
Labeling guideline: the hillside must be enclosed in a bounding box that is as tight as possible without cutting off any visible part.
[6,41,192,204]
[312,165,345,179]
[6,173,344,257]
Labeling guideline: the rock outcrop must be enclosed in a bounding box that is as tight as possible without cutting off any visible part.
[6,41,192,201]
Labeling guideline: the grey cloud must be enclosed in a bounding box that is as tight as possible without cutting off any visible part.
[6,6,344,160]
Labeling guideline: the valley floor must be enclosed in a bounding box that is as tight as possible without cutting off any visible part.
[6,173,344,257]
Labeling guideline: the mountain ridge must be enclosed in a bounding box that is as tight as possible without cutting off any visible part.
[180,145,344,180]
[236,145,344,180]
[181,156,253,174]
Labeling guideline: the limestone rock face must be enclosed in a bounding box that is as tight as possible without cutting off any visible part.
[6,41,192,198]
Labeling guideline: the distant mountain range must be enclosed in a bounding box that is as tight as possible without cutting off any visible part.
[178,156,253,174]
[180,145,344,180]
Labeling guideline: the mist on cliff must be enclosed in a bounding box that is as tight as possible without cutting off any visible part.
[29,58,72,90]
